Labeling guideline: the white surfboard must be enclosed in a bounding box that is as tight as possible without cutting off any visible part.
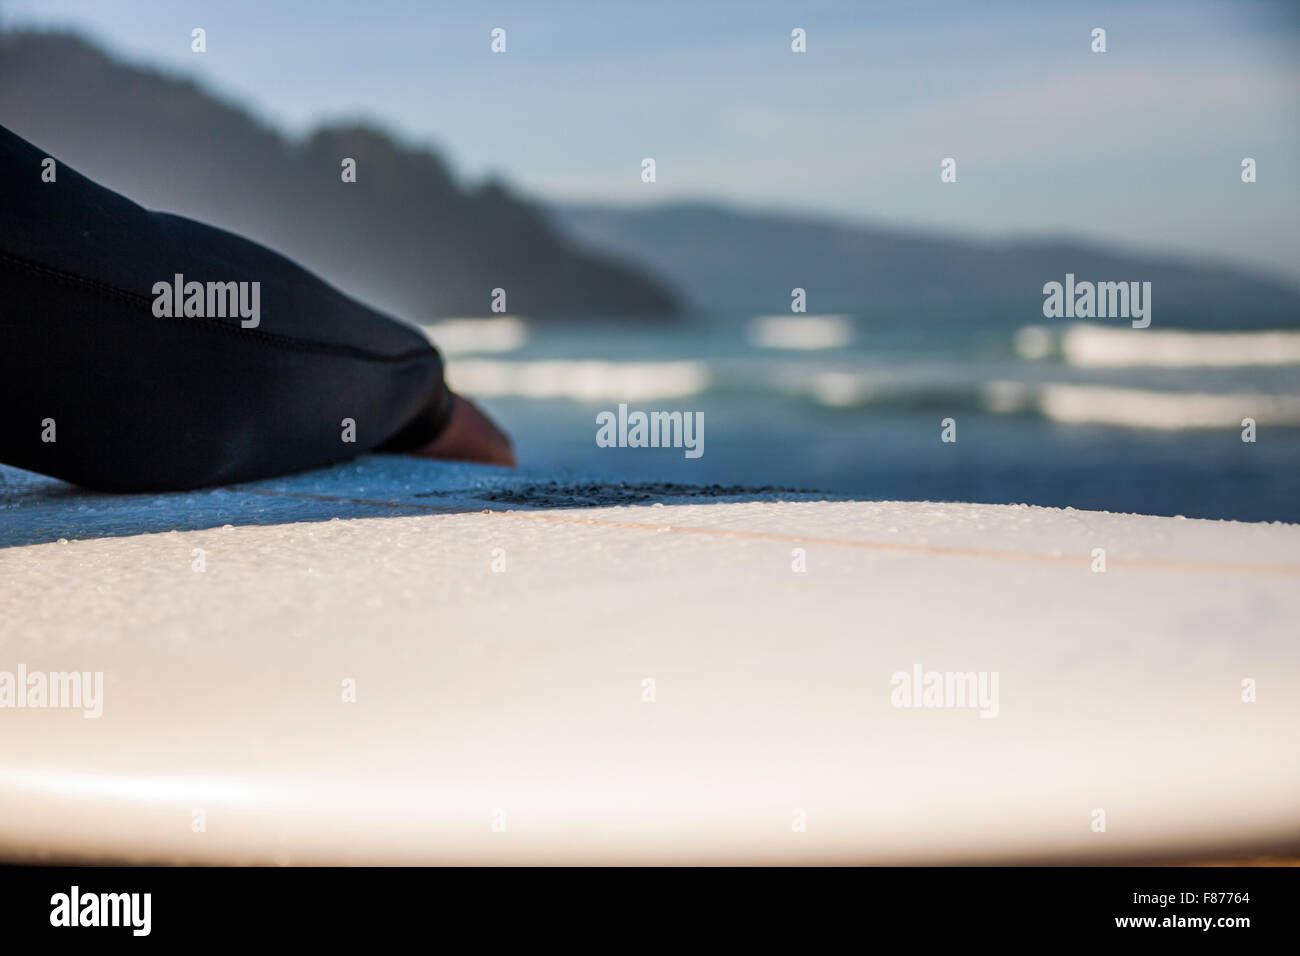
[1,458,1297,864]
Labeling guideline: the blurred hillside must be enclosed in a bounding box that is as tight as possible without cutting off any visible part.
[0,30,681,320]
[554,203,1300,325]
[4,30,1298,327]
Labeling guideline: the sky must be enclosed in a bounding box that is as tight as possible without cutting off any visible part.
[4,0,1300,282]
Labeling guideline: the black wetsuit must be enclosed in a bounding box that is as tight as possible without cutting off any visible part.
[0,124,452,492]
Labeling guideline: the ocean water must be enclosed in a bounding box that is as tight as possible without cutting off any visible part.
[426,311,1300,523]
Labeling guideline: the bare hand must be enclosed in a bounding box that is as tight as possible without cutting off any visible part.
[414,393,516,467]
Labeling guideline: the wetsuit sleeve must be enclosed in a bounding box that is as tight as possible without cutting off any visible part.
[0,123,453,492]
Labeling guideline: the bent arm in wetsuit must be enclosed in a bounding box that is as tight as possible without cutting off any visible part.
[0,123,474,492]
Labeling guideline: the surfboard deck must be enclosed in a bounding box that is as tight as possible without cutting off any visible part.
[1,458,1297,864]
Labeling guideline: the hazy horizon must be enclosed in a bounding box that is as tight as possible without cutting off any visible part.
[4,0,1298,285]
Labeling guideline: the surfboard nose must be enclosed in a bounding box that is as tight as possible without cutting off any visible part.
[2,458,1297,864]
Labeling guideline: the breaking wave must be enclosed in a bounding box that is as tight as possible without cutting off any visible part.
[774,367,1300,429]
[1016,324,1300,368]
[748,315,853,351]
[983,381,1300,429]
[443,347,1300,431]
[446,359,709,401]
[420,317,528,356]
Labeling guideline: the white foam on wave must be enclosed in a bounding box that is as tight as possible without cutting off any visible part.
[1012,325,1055,361]
[422,317,528,356]
[1016,324,1300,368]
[985,381,1300,429]
[808,371,875,408]
[774,366,983,410]
[446,359,709,402]
[748,315,853,351]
